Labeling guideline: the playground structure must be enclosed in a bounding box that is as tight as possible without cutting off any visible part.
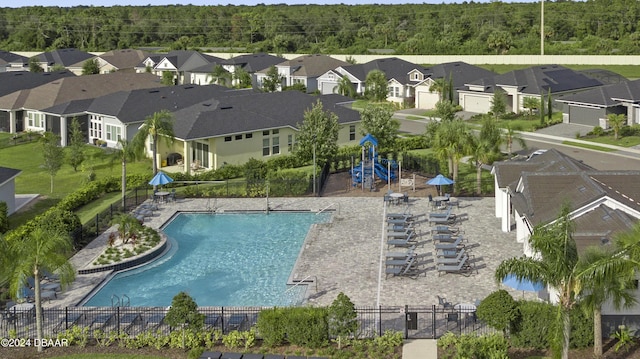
[350,134,398,190]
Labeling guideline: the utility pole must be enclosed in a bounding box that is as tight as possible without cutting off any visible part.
[541,0,545,55]
[312,134,317,196]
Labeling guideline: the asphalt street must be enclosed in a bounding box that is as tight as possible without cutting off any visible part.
[394,112,640,172]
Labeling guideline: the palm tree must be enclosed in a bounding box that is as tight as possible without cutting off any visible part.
[335,75,355,98]
[132,110,175,177]
[501,123,527,157]
[575,246,637,358]
[429,78,447,102]
[209,64,231,87]
[112,139,139,209]
[470,117,501,195]
[495,205,578,359]
[432,118,473,185]
[7,227,75,352]
[607,113,626,140]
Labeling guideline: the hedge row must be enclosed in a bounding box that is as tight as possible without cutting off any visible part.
[257,307,329,348]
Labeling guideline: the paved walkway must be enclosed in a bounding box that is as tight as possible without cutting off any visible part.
[52,196,530,311]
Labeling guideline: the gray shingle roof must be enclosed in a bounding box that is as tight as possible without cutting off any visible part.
[423,61,497,89]
[467,65,603,95]
[0,71,76,98]
[86,84,233,124]
[172,91,360,140]
[98,49,150,70]
[220,53,286,73]
[0,72,161,111]
[36,48,94,67]
[262,54,348,77]
[340,57,428,85]
[0,166,21,186]
[0,51,28,65]
[556,79,640,107]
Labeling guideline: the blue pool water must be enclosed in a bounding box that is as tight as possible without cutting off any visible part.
[83,212,330,307]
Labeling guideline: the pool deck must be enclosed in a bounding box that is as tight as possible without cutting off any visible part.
[50,196,532,309]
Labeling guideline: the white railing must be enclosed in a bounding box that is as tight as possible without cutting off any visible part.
[317,203,338,215]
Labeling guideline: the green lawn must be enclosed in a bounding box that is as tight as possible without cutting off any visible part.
[580,135,640,148]
[561,141,617,152]
[0,140,153,227]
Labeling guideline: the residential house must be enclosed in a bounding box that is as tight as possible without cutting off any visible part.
[81,84,234,149]
[0,51,28,72]
[135,50,224,85]
[556,79,640,127]
[492,148,640,334]
[190,52,286,87]
[459,65,603,114]
[254,54,348,93]
[0,70,76,133]
[35,48,95,74]
[317,57,429,105]
[153,91,361,173]
[95,49,150,74]
[0,72,161,146]
[0,166,21,215]
[413,62,497,109]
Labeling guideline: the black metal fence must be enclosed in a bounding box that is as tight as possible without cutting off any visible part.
[0,305,495,340]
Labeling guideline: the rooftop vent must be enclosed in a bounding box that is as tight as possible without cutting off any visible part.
[148,90,160,93]
[220,106,233,110]
[578,186,586,192]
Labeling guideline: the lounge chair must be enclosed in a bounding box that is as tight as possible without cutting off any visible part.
[387,218,410,226]
[429,207,452,219]
[436,248,463,257]
[385,256,419,278]
[433,234,465,243]
[225,313,247,331]
[90,313,114,331]
[431,225,460,234]
[386,212,415,220]
[434,236,464,250]
[436,249,467,265]
[54,311,86,333]
[386,253,416,267]
[119,313,142,334]
[429,214,457,225]
[437,255,474,276]
[437,295,454,309]
[144,312,165,331]
[385,246,416,259]
[205,313,221,329]
[387,228,415,238]
[387,232,417,247]
[199,352,222,359]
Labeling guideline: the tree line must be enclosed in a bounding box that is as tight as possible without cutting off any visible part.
[1,1,640,55]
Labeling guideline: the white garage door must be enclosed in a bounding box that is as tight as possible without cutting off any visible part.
[416,90,439,109]
[462,94,491,113]
[321,82,337,95]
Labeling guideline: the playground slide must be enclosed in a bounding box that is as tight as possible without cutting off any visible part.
[374,162,397,182]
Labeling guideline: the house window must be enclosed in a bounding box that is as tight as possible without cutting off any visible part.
[235,134,242,140]
[224,136,232,142]
[411,73,422,81]
[328,73,335,80]
[262,138,270,156]
[192,142,209,168]
[26,111,44,128]
[105,124,121,142]
[388,86,401,97]
[263,130,269,136]
[89,116,102,139]
[272,129,279,135]
[288,134,295,151]
[245,133,253,139]
[349,125,356,141]
[272,136,280,155]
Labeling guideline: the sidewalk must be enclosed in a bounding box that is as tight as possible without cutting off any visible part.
[403,339,438,359]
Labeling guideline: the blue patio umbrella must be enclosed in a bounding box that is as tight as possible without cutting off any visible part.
[149,171,174,187]
[426,174,455,196]
[502,274,544,297]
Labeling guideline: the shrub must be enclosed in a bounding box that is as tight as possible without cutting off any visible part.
[590,126,605,136]
[0,201,8,233]
[284,307,329,348]
[509,301,555,349]
[328,292,358,349]
[257,307,286,347]
[476,289,518,333]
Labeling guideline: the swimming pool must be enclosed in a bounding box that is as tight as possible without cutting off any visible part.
[82,212,331,307]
